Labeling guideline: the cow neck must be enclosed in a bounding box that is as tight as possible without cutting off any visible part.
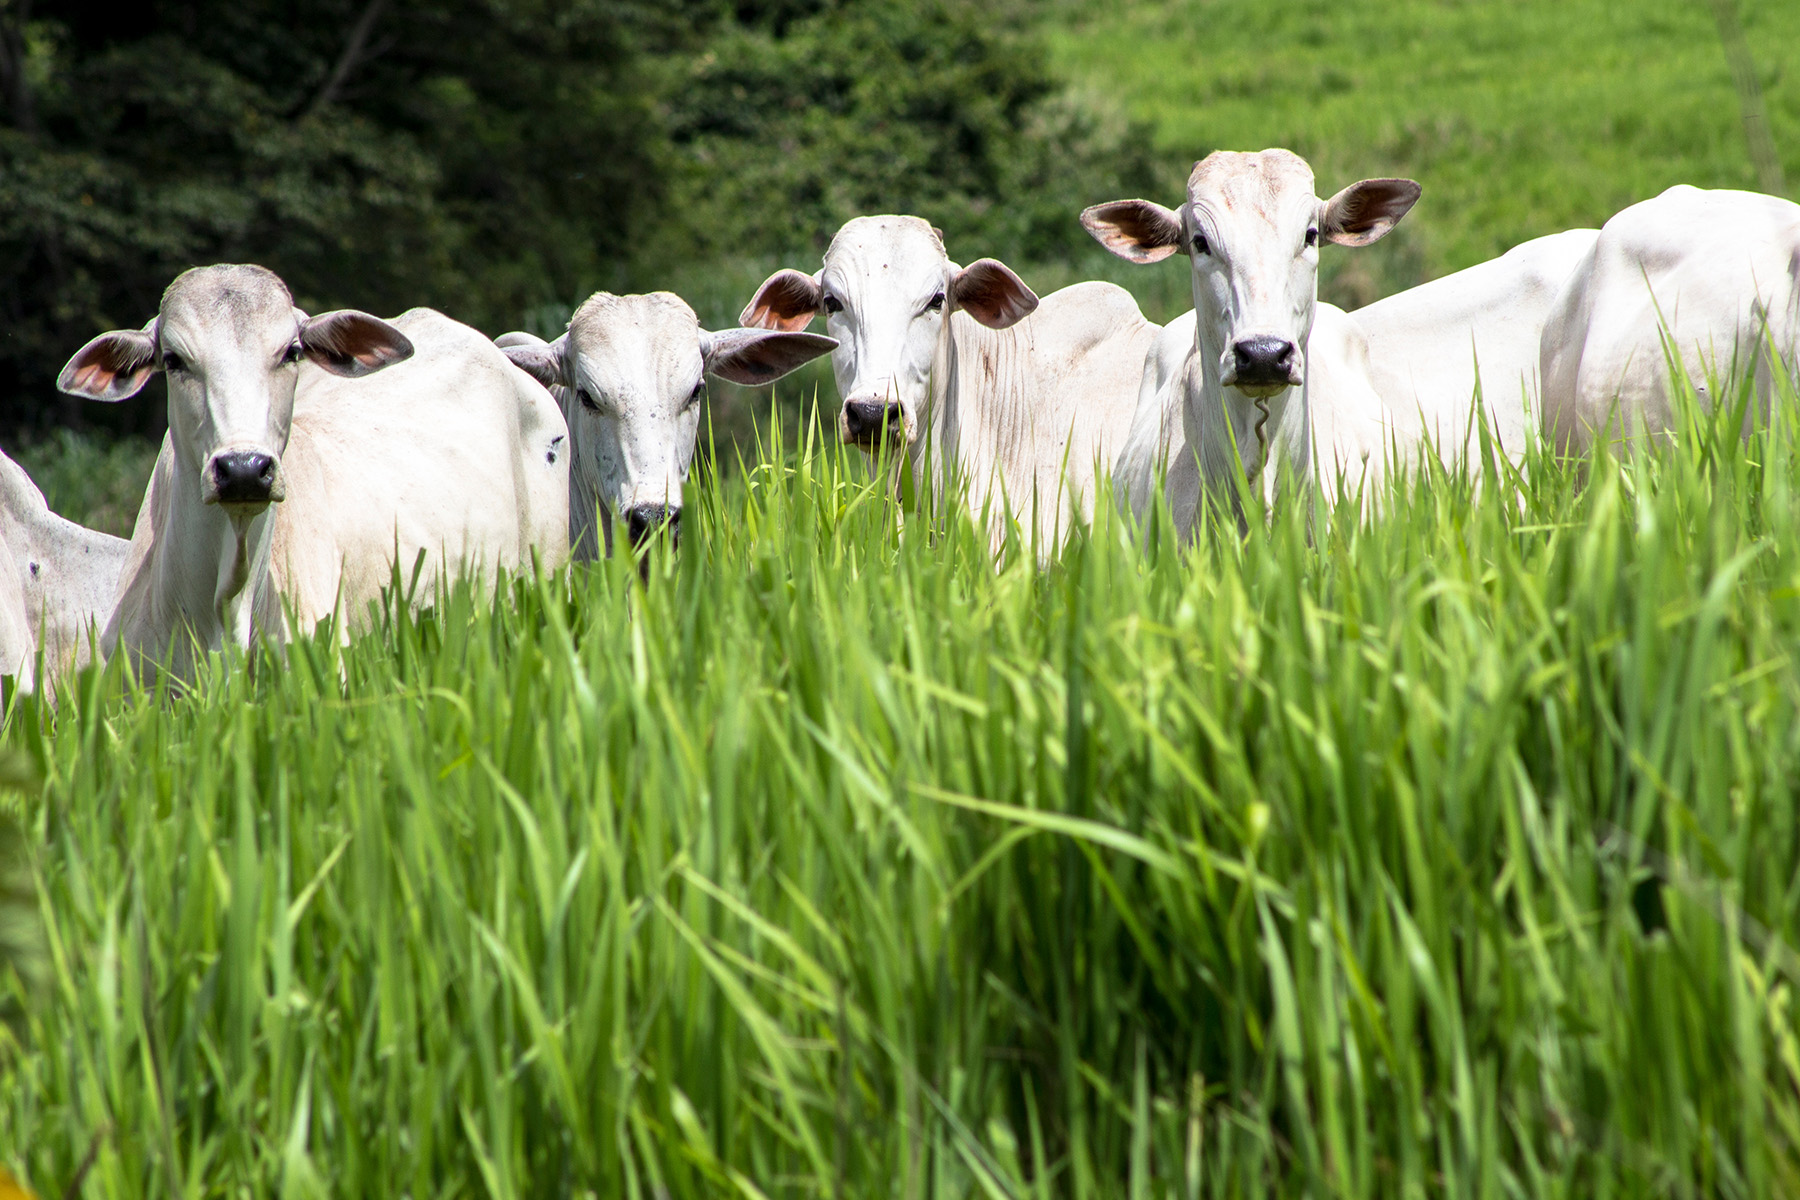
[1184,313,1312,514]
[557,387,612,561]
[914,309,1035,524]
[156,436,280,659]
[902,305,957,503]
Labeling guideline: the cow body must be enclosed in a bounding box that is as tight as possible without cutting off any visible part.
[926,281,1159,550]
[0,537,30,690]
[60,267,568,680]
[266,310,570,622]
[1353,228,1600,464]
[0,450,130,688]
[744,217,1157,554]
[1541,186,1800,454]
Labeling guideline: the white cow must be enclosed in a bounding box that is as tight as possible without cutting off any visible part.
[58,264,569,680]
[1540,185,1800,455]
[1115,229,1601,524]
[1086,149,1421,536]
[1352,228,1601,465]
[0,449,130,689]
[496,291,835,559]
[741,216,1159,554]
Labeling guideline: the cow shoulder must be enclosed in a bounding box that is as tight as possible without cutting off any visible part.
[1030,282,1154,355]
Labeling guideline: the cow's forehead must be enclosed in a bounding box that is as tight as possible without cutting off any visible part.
[824,216,948,284]
[1186,150,1318,224]
[159,264,295,341]
[569,292,700,353]
[567,291,705,391]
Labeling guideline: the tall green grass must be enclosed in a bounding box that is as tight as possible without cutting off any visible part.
[4,375,1800,1196]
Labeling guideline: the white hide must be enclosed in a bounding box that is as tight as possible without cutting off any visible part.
[743,216,1158,554]
[59,265,569,680]
[1113,310,1198,529]
[0,537,30,691]
[1085,149,1422,537]
[497,292,834,559]
[1352,228,1600,464]
[0,449,130,689]
[1540,186,1800,455]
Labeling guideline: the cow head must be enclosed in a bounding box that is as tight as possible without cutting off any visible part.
[57,264,412,512]
[1083,150,1418,398]
[740,216,1039,453]
[500,292,833,553]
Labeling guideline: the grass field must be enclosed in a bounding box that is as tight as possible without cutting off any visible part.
[6,378,1800,1195]
[7,1,1800,1196]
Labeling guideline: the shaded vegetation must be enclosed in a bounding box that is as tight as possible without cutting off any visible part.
[0,0,1153,437]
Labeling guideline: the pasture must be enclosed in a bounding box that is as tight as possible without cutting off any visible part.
[5,0,1800,1195]
[6,388,1800,1195]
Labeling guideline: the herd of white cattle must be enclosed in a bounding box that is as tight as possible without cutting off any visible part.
[4,147,1799,690]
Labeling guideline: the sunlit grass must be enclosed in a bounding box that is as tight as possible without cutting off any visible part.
[4,370,1800,1195]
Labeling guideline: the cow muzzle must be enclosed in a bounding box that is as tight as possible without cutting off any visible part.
[841,399,905,450]
[1222,336,1301,397]
[206,450,282,508]
[625,503,680,550]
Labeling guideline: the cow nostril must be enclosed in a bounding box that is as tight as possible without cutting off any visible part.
[1231,337,1297,385]
[212,451,278,504]
[625,504,677,549]
[844,400,902,443]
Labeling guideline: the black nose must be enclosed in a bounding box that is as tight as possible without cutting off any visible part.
[1231,337,1297,389]
[212,451,277,504]
[625,504,680,549]
[843,400,902,445]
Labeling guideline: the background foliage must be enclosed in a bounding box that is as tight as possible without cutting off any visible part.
[0,0,1154,438]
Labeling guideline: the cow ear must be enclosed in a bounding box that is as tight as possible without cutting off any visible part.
[1320,178,1421,247]
[1081,200,1187,264]
[497,332,570,389]
[300,310,414,377]
[701,328,837,386]
[58,327,159,401]
[740,270,823,332]
[951,259,1039,329]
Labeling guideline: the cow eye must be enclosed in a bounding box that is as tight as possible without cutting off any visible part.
[577,388,600,412]
[926,292,945,312]
[162,351,188,373]
[1191,234,1210,256]
[822,294,844,316]
[1304,228,1319,249]
[687,381,706,408]
[280,342,304,365]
